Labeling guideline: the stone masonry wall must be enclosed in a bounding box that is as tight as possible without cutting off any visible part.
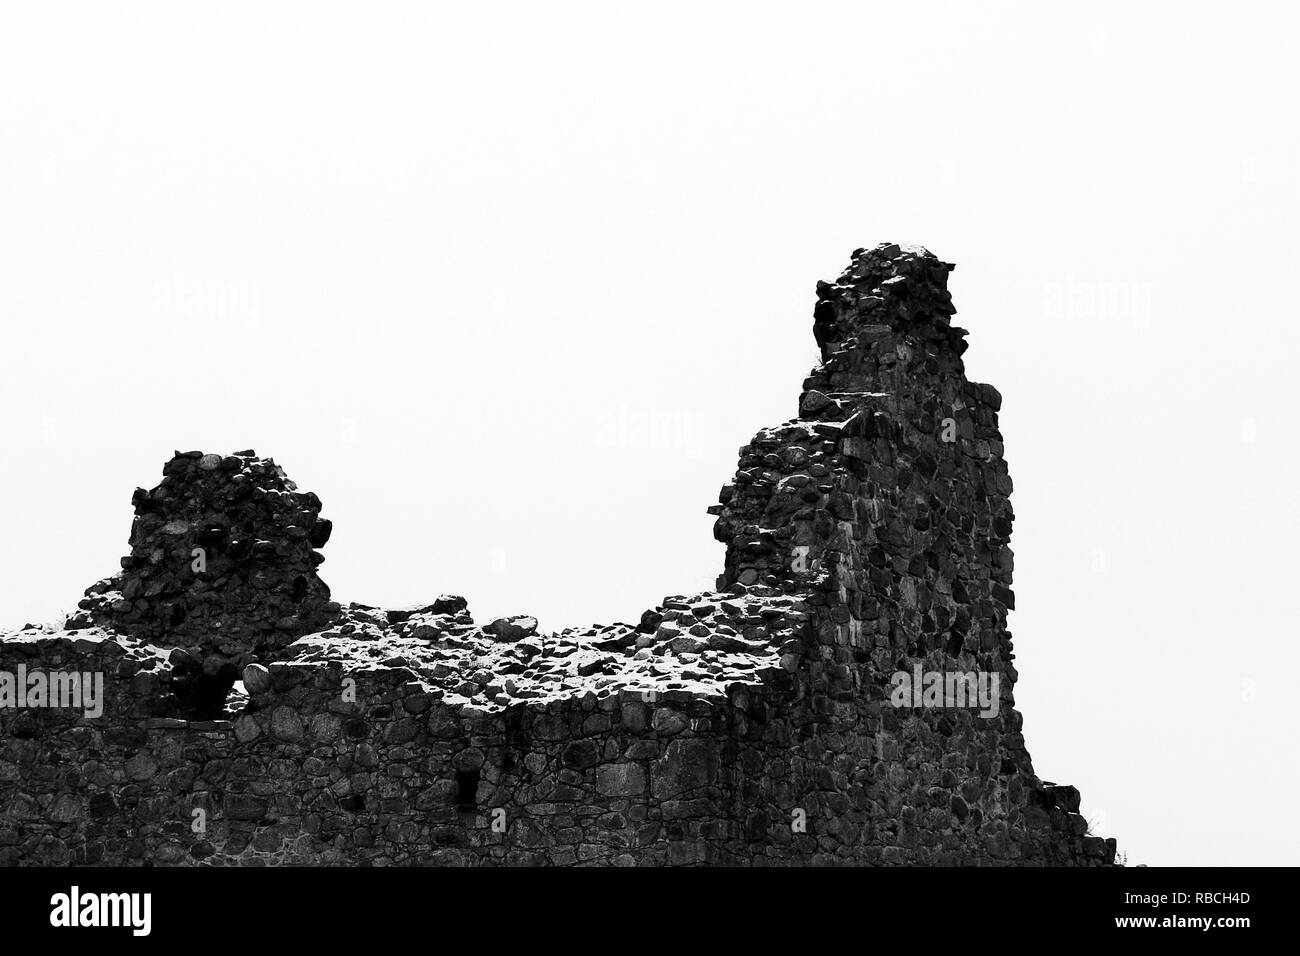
[0,244,1118,866]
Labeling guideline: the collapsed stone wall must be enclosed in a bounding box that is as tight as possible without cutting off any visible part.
[0,244,1118,866]
[75,450,338,654]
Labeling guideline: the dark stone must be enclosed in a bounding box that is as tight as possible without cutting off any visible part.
[0,244,1116,869]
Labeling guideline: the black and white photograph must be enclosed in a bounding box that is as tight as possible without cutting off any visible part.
[0,0,1293,939]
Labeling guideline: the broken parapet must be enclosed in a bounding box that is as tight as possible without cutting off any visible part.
[67,450,341,716]
[0,244,1118,866]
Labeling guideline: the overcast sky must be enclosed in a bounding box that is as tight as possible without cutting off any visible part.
[2,1,1297,866]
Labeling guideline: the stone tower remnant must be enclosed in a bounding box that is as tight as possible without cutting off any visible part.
[0,244,1117,866]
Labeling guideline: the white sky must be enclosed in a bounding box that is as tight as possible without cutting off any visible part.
[2,1,1297,866]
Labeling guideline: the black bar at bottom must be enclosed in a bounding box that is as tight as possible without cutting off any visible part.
[0,864,1283,943]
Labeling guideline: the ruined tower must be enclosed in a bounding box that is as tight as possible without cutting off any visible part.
[0,244,1116,866]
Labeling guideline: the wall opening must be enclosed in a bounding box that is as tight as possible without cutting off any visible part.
[455,769,480,811]
[170,660,239,721]
[340,795,366,813]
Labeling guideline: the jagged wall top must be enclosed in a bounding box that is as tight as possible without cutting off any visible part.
[0,243,1117,867]
[812,242,967,364]
[74,450,340,661]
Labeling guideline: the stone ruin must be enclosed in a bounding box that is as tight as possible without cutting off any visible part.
[0,244,1119,866]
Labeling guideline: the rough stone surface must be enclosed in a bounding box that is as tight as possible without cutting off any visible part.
[0,244,1117,866]
[68,450,340,716]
